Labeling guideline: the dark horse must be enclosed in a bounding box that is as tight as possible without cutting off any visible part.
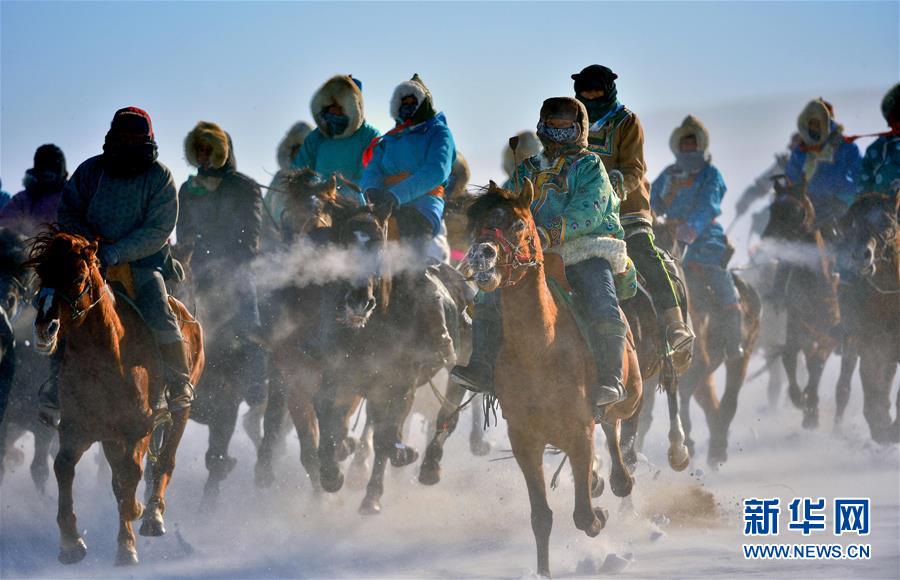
[314,203,467,515]
[654,220,761,467]
[0,228,57,493]
[28,231,204,565]
[762,177,839,429]
[836,193,900,443]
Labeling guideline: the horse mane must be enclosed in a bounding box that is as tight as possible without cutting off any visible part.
[465,182,521,234]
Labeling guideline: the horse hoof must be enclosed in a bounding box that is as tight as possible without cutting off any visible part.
[802,412,819,430]
[418,461,441,486]
[788,386,804,409]
[320,468,344,494]
[590,472,605,498]
[469,437,492,457]
[254,464,275,489]
[610,472,633,498]
[58,538,87,565]
[115,545,139,566]
[668,444,691,472]
[358,496,382,515]
[139,509,166,537]
[390,445,419,468]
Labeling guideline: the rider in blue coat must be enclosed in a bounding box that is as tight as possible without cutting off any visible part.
[652,115,743,361]
[785,99,861,234]
[359,74,457,368]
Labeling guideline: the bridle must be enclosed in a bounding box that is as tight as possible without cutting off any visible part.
[37,273,106,321]
[474,224,541,288]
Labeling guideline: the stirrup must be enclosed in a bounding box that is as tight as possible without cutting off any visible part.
[166,382,195,413]
[450,363,494,395]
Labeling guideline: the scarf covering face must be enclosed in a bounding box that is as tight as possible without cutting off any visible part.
[572,64,619,124]
[674,150,710,173]
[536,121,580,144]
[323,112,350,137]
[102,107,158,178]
[576,88,619,125]
[537,97,590,159]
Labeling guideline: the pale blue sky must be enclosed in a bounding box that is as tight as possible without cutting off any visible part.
[1,1,898,214]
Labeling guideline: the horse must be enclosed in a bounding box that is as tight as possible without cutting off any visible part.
[653,219,761,467]
[0,228,56,492]
[836,193,900,443]
[762,178,839,429]
[312,201,467,515]
[27,231,204,566]
[463,180,642,578]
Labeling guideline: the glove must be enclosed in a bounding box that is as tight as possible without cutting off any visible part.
[675,223,698,245]
[98,244,120,269]
[366,188,398,222]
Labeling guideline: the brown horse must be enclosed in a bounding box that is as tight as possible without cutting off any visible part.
[652,220,761,467]
[28,231,203,566]
[836,193,900,443]
[464,180,641,577]
[762,178,839,429]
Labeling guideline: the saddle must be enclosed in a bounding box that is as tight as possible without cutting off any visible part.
[105,263,196,335]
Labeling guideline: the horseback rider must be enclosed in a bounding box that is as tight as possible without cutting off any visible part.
[652,115,743,361]
[0,144,68,237]
[263,121,313,244]
[452,97,629,412]
[292,75,380,206]
[786,98,862,236]
[176,121,265,405]
[858,83,900,197]
[734,133,802,238]
[572,64,693,368]
[41,107,193,422]
[501,131,542,179]
[359,73,457,368]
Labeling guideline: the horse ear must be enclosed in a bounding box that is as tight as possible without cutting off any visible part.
[518,178,535,208]
[86,240,99,257]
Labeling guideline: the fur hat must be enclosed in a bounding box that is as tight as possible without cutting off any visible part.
[310,75,365,139]
[882,83,900,125]
[109,106,154,139]
[446,152,471,200]
[571,64,618,94]
[539,97,590,149]
[277,121,313,171]
[797,99,834,146]
[502,131,542,177]
[33,144,66,177]
[184,121,230,169]
[390,74,436,124]
[669,115,710,156]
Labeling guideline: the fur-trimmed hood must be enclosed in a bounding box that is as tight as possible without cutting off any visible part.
[545,236,628,273]
[446,152,470,199]
[390,74,436,124]
[503,130,542,177]
[669,115,710,156]
[185,121,230,169]
[311,75,365,139]
[797,99,841,147]
[538,97,590,151]
[276,121,313,170]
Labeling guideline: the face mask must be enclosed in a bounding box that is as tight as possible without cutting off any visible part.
[323,112,350,136]
[576,88,618,124]
[806,129,822,144]
[675,150,708,173]
[102,136,159,178]
[537,121,579,144]
[398,102,418,122]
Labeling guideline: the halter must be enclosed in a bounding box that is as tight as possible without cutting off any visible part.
[475,225,541,288]
[48,276,106,321]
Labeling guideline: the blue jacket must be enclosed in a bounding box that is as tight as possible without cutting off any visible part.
[359,113,455,235]
[858,134,900,196]
[785,132,861,225]
[293,122,380,206]
[652,163,729,265]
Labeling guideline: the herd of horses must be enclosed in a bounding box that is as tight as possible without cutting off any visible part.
[0,168,897,576]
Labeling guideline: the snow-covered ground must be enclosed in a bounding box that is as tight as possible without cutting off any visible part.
[1,355,898,579]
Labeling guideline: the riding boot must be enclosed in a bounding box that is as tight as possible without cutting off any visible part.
[722,305,744,361]
[418,277,456,370]
[38,341,65,427]
[587,322,627,420]
[158,341,194,412]
[662,306,694,370]
[450,317,502,394]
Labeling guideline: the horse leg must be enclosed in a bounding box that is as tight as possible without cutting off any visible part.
[678,380,696,458]
[287,387,321,492]
[620,395,642,471]
[347,414,374,491]
[359,386,417,515]
[708,355,749,467]
[834,347,858,430]
[635,382,656,454]
[860,349,897,444]
[766,351,785,409]
[140,409,189,537]
[568,425,607,538]
[663,384,689,471]
[600,420,633,497]
[202,398,240,508]
[783,329,803,409]
[103,439,146,566]
[254,369,290,488]
[509,429,553,578]
[802,349,828,430]
[30,423,54,495]
[54,434,90,564]
[418,382,467,486]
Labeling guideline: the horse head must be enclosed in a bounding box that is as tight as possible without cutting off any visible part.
[464,178,542,292]
[25,229,103,354]
[763,175,816,241]
[281,169,352,239]
[330,207,389,329]
[0,228,30,326]
[838,193,899,277]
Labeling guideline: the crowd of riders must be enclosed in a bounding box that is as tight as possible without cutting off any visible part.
[0,68,897,424]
